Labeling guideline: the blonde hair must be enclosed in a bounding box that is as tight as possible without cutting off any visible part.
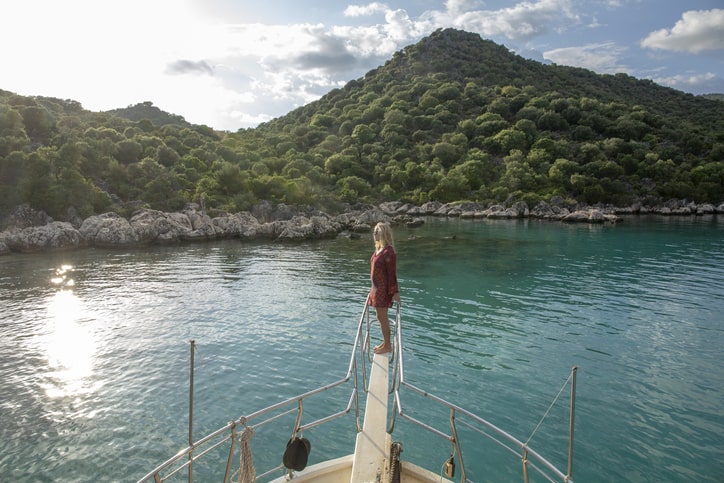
[374,222,394,250]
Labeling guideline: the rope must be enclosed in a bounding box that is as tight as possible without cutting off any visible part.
[235,420,256,483]
[389,441,402,483]
[525,372,573,445]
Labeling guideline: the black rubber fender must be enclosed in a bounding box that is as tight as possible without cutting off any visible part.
[282,437,311,471]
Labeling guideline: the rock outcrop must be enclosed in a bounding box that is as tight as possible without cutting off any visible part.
[3,221,86,253]
[561,209,618,223]
[80,213,138,247]
[1,199,722,255]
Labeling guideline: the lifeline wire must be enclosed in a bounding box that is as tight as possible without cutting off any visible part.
[525,371,573,445]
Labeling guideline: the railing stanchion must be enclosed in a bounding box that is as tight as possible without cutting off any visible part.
[224,423,237,483]
[449,408,465,482]
[189,340,196,483]
[567,366,578,481]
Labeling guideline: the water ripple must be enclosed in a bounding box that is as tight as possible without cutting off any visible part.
[1,219,723,482]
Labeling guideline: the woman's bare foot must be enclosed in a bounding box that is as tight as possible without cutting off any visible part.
[374,343,391,354]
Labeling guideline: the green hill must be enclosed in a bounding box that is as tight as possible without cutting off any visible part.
[107,101,191,127]
[1,28,722,222]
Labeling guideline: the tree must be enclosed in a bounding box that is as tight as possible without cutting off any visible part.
[48,168,98,218]
[20,151,52,213]
[500,150,537,192]
[0,106,30,156]
[144,173,185,211]
[20,105,55,143]
[487,128,527,155]
[549,158,579,191]
[336,176,372,202]
[418,91,440,110]
[0,151,26,213]
[525,148,552,176]
[537,112,568,131]
[351,124,375,145]
[115,139,143,164]
[430,171,470,202]
[157,145,181,167]
[432,142,460,167]
[215,161,248,196]
[448,157,487,191]
[310,113,336,128]
[691,162,724,201]
[612,115,650,141]
[282,158,314,180]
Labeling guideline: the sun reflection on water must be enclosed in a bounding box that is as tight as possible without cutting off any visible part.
[43,265,97,398]
[50,264,75,287]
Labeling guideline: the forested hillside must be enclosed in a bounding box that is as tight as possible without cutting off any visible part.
[1,28,722,224]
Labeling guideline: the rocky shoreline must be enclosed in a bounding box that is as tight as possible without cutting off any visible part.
[1,199,722,255]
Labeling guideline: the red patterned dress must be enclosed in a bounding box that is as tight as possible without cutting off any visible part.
[369,245,399,308]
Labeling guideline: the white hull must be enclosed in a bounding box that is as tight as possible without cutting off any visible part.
[269,455,449,483]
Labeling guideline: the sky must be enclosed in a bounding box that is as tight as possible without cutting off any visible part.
[2,0,723,131]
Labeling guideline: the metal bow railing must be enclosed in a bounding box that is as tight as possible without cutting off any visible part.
[387,302,577,483]
[137,301,577,483]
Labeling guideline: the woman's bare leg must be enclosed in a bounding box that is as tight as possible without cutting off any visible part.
[374,306,391,354]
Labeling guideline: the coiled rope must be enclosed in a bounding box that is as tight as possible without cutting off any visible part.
[234,418,256,483]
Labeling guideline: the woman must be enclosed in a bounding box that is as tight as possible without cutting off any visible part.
[368,222,400,354]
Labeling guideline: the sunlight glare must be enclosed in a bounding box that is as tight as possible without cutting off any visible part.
[43,267,97,398]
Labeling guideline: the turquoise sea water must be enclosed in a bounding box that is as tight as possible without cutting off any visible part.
[0,215,722,482]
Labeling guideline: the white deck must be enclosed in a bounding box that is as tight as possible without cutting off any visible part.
[350,352,391,482]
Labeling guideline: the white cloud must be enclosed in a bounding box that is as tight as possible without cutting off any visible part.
[657,72,716,86]
[653,71,724,94]
[344,2,390,17]
[436,0,579,41]
[1,0,207,106]
[337,3,430,55]
[344,0,581,47]
[641,8,724,53]
[544,42,631,75]
[153,75,255,128]
[445,0,485,15]
[383,7,420,41]
[587,16,605,29]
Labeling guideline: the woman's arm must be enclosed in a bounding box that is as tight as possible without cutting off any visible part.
[386,248,399,300]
